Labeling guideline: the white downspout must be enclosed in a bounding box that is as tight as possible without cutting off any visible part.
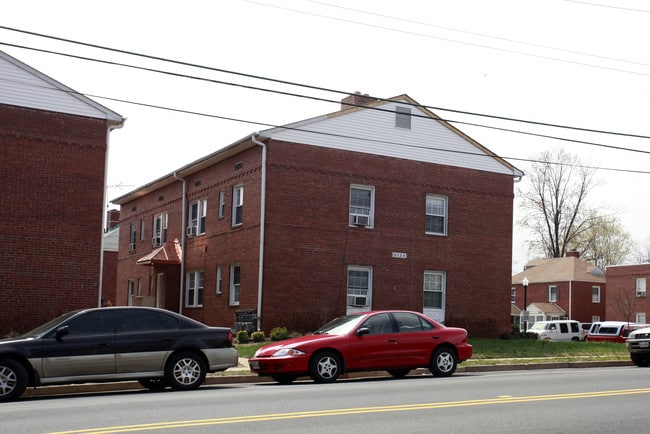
[568,280,572,320]
[98,121,124,307]
[251,133,267,331]
[174,171,187,315]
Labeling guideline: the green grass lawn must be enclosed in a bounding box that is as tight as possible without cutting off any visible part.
[235,338,631,365]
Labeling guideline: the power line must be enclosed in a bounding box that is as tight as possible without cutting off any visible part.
[2,69,647,176]
[1,25,649,141]
[242,0,650,77]
[303,0,650,69]
[2,41,649,159]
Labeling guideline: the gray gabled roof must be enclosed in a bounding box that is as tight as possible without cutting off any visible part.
[0,50,123,124]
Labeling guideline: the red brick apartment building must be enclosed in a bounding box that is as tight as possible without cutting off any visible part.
[606,263,650,323]
[112,94,522,337]
[0,50,124,334]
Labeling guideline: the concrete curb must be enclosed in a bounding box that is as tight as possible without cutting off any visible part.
[21,360,633,399]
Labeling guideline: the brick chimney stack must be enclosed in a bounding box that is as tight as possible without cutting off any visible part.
[566,250,580,258]
[340,91,378,111]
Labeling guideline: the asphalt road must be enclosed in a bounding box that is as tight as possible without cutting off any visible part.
[5,364,650,433]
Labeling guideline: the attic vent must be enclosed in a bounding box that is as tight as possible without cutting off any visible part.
[194,180,201,187]
[158,195,164,201]
[131,206,137,212]
[396,107,411,129]
[235,162,243,171]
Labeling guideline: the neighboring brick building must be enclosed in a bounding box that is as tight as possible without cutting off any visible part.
[0,50,124,334]
[112,94,522,337]
[511,251,606,329]
[605,263,650,323]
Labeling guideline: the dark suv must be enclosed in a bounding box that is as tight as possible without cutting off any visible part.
[0,307,238,402]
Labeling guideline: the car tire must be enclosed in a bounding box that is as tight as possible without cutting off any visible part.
[271,375,298,384]
[429,347,457,377]
[631,353,650,367]
[387,369,411,378]
[138,378,168,391]
[165,352,207,390]
[0,358,28,402]
[309,351,342,383]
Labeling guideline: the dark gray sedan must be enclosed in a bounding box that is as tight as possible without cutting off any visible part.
[0,307,238,402]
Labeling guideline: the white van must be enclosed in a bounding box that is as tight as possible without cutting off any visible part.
[528,320,583,341]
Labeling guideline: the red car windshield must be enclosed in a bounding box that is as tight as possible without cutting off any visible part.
[313,314,366,335]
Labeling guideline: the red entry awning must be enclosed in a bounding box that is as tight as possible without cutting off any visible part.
[136,240,182,266]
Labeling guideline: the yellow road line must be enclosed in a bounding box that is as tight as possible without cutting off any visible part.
[48,387,650,433]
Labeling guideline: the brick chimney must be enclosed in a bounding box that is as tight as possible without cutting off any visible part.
[106,209,120,231]
[566,250,580,258]
[340,91,378,111]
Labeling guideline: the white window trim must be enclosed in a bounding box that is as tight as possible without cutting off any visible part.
[424,271,446,310]
[230,264,241,306]
[189,199,207,235]
[549,285,558,303]
[346,266,372,308]
[349,185,375,228]
[153,212,168,245]
[219,190,226,219]
[186,270,204,307]
[425,195,448,236]
[592,286,601,303]
[637,278,647,297]
[216,266,222,295]
[232,185,244,227]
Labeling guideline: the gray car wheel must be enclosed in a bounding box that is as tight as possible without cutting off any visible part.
[309,351,342,383]
[429,347,457,377]
[0,359,27,402]
[165,352,207,390]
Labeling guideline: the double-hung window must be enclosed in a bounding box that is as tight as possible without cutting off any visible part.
[152,212,168,246]
[637,278,647,297]
[129,223,137,252]
[219,190,226,219]
[349,185,374,227]
[347,267,371,307]
[549,285,559,302]
[426,195,447,235]
[186,270,204,307]
[188,199,207,236]
[592,286,601,303]
[232,185,243,226]
[230,264,241,305]
[424,271,445,310]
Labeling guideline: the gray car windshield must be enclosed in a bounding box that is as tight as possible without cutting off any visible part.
[313,314,366,335]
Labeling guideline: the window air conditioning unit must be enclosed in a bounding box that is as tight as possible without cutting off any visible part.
[128,243,136,253]
[152,237,161,247]
[352,296,367,307]
[637,291,647,298]
[352,215,370,226]
[186,226,197,236]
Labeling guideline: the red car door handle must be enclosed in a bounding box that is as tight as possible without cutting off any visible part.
[432,336,440,340]
[388,338,397,343]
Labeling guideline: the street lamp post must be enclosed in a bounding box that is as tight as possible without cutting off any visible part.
[523,277,529,333]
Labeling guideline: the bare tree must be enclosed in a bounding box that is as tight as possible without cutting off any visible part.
[611,290,637,324]
[631,237,650,264]
[519,149,598,258]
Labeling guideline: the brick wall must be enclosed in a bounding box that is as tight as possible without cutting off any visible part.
[115,139,517,337]
[0,104,109,334]
[606,264,650,321]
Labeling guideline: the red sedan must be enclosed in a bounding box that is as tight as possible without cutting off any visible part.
[248,310,472,384]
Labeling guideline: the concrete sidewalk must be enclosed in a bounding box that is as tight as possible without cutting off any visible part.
[21,358,633,399]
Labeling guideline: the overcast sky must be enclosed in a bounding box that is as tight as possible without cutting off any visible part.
[3,0,649,272]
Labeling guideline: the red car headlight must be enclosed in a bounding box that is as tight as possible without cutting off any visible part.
[272,348,306,357]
